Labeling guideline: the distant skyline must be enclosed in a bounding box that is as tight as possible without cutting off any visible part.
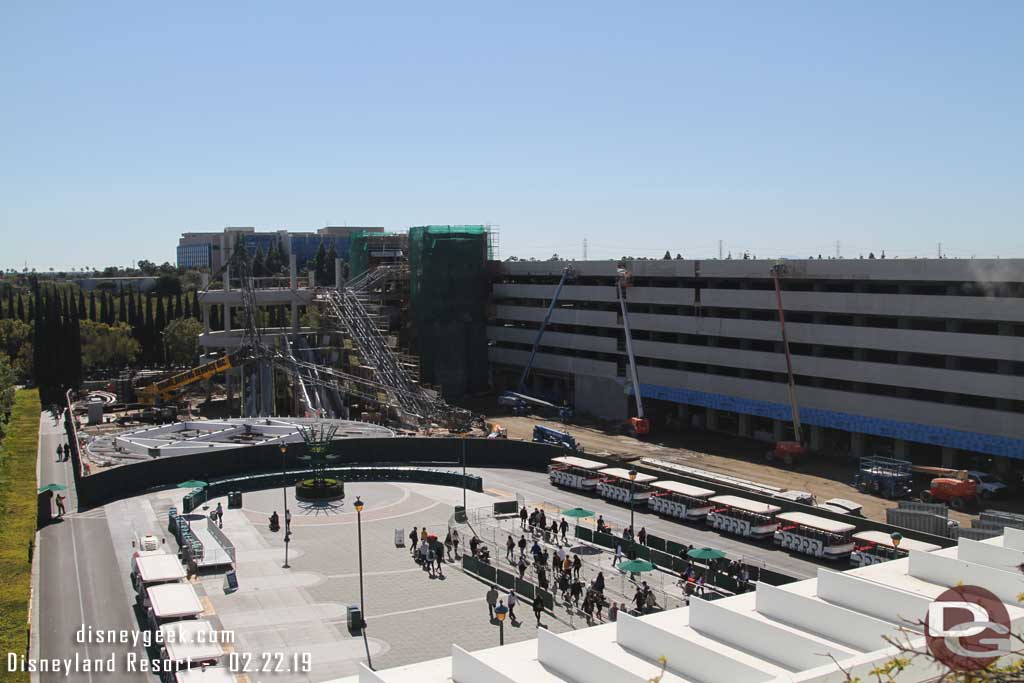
[2,1,1022,269]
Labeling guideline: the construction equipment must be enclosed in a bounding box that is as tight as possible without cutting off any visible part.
[764,262,806,466]
[615,265,650,437]
[920,477,977,511]
[854,456,914,499]
[498,266,575,420]
[136,353,242,405]
[532,424,582,451]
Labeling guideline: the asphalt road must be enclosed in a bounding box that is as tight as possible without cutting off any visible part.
[34,412,147,683]
[471,466,822,579]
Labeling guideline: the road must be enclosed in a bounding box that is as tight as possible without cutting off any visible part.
[469,466,821,579]
[33,411,146,683]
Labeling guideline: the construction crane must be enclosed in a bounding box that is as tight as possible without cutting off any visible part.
[136,352,242,405]
[616,265,650,437]
[497,266,575,420]
[765,262,806,466]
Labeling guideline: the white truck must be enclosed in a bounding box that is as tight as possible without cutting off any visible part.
[159,620,226,683]
[145,583,204,631]
[132,551,187,606]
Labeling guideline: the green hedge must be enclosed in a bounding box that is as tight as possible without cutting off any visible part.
[0,389,41,682]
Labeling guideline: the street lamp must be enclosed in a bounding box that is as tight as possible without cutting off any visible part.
[494,602,508,646]
[628,469,638,542]
[354,496,371,669]
[280,444,290,569]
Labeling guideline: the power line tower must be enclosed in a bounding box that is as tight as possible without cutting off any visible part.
[835,241,841,259]
[583,238,588,261]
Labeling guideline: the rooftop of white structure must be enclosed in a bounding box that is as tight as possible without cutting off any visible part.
[334,529,1024,683]
[86,417,393,462]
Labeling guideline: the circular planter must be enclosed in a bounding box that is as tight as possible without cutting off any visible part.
[295,478,345,501]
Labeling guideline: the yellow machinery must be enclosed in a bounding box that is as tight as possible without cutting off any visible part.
[137,352,241,405]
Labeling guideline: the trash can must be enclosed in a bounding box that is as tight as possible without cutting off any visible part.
[228,491,243,509]
[454,505,467,524]
[347,605,363,634]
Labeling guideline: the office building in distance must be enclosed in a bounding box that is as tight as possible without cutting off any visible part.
[176,226,384,271]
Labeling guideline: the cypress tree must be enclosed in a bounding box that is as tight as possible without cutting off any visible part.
[155,297,166,335]
[26,293,33,321]
[174,292,183,319]
[16,292,24,321]
[119,290,127,323]
[106,291,116,324]
[3,289,11,318]
[78,289,86,318]
[191,292,200,320]
[88,291,96,321]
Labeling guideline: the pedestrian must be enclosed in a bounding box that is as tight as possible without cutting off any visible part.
[64,445,71,461]
[445,530,454,561]
[421,527,429,543]
[539,509,547,531]
[596,515,606,533]
[452,528,460,557]
[645,590,657,613]
[216,502,224,528]
[582,593,593,625]
[55,493,65,517]
[558,572,570,601]
[285,509,292,534]
[520,505,528,530]
[518,555,528,580]
[549,518,558,542]
[518,535,527,559]
[562,555,571,575]
[426,544,436,577]
[609,601,619,622]
[613,543,623,567]
[506,534,515,563]
[507,590,518,622]
[419,539,431,567]
[530,539,541,560]
[538,565,548,590]
[638,527,647,546]
[697,574,705,596]
[433,540,445,573]
[572,554,582,579]
[622,526,631,541]
[409,527,419,554]
[56,444,63,461]
[533,594,544,625]
[560,517,569,541]
[595,593,604,621]
[552,548,561,573]
[633,587,644,613]
[594,571,605,595]
[570,578,583,606]
[556,544,567,564]
[486,585,498,619]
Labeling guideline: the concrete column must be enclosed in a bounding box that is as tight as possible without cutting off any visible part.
[200,272,210,289]
[706,408,719,432]
[894,439,908,459]
[850,432,866,458]
[335,258,344,288]
[809,425,824,452]
[941,447,956,468]
[772,420,785,442]
[737,413,752,438]
[224,266,231,292]
[202,305,210,334]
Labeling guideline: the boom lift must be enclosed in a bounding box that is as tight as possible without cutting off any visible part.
[616,266,650,437]
[764,262,807,466]
[498,266,575,420]
[137,352,243,405]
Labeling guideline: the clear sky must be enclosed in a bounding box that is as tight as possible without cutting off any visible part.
[1,1,1022,269]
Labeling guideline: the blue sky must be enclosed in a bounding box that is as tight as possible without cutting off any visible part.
[1,1,1022,269]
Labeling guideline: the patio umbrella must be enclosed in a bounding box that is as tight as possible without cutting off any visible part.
[37,483,67,493]
[560,507,595,518]
[687,547,727,561]
[177,480,208,489]
[617,559,655,573]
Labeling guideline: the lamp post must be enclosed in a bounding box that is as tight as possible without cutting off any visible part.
[280,444,290,569]
[628,469,638,542]
[494,602,508,646]
[354,496,371,669]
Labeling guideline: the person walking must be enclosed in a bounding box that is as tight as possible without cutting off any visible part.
[420,527,429,543]
[285,509,292,534]
[595,593,604,621]
[572,554,582,580]
[530,539,541,561]
[552,548,561,573]
[517,535,527,559]
[409,527,418,554]
[533,593,544,626]
[215,502,224,528]
[558,572,570,602]
[608,601,619,622]
[506,590,518,622]
[559,517,569,542]
[55,494,66,517]
[452,528,460,557]
[505,534,515,563]
[518,554,528,580]
[520,505,528,530]
[562,555,571,575]
[486,585,499,620]
[638,527,647,546]
[445,530,454,561]
[419,539,431,569]
[594,571,605,595]
[613,543,623,567]
[426,543,437,578]
[56,444,63,462]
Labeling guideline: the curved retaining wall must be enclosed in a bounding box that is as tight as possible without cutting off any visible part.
[74,437,556,509]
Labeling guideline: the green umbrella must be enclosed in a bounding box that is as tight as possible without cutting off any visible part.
[560,507,595,518]
[687,547,727,561]
[617,559,655,573]
[38,483,67,493]
[177,480,208,489]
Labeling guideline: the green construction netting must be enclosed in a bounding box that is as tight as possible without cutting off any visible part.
[348,230,407,280]
[409,226,490,399]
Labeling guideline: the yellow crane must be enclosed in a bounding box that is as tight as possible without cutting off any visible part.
[136,352,242,405]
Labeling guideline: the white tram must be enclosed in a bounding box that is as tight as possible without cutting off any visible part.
[548,455,609,491]
[648,480,717,521]
[706,495,781,539]
[596,468,658,504]
[773,511,856,560]
[849,530,941,567]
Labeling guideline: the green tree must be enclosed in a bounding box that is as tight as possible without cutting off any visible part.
[0,355,15,421]
[163,317,202,366]
[0,319,32,381]
[81,320,141,369]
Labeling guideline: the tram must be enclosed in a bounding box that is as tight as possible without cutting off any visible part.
[596,467,658,504]
[548,455,608,491]
[648,480,717,521]
[706,495,781,539]
[773,511,856,560]
[849,530,941,567]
